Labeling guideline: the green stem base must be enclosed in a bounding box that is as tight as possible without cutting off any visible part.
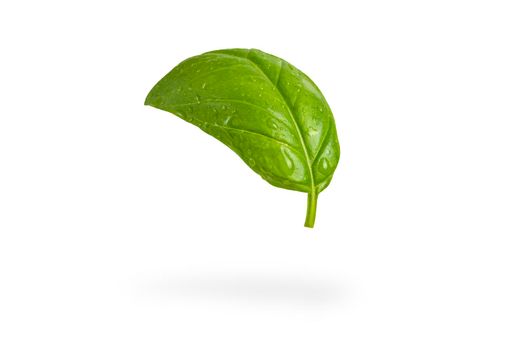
[304,191,318,228]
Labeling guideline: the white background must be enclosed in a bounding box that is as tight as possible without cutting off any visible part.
[1,0,523,348]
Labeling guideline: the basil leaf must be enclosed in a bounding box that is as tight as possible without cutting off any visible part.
[145,49,340,228]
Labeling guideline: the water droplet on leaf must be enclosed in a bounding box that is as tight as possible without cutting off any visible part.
[267,119,278,130]
[319,158,330,174]
[281,147,295,175]
[307,127,319,136]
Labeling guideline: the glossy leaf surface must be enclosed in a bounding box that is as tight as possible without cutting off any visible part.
[145,49,340,227]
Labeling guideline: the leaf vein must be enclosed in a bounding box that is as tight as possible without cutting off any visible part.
[243,50,316,191]
[205,123,300,152]
[200,51,317,192]
[172,98,277,117]
[274,60,283,86]
[313,121,332,162]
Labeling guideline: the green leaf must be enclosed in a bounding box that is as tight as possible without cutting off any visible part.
[145,48,340,228]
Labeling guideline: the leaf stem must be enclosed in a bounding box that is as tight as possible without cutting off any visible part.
[304,190,318,228]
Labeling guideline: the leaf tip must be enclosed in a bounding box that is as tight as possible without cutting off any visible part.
[144,91,153,106]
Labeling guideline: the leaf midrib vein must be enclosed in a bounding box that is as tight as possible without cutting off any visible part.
[204,51,318,192]
[216,50,316,192]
